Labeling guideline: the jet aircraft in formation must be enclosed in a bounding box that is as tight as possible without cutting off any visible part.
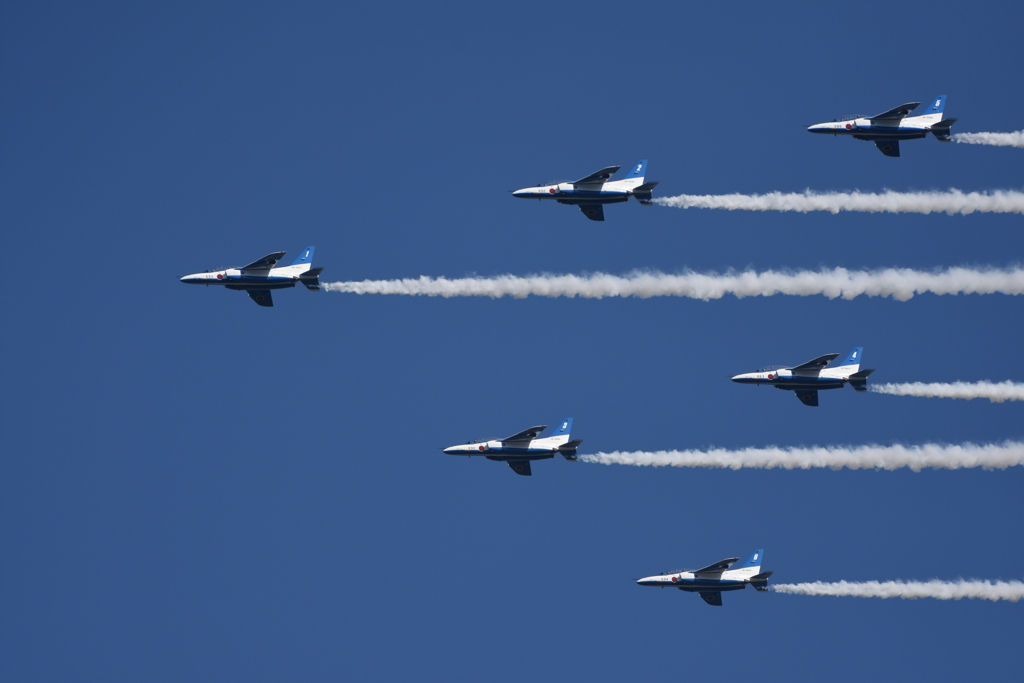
[636,549,773,607]
[807,95,958,157]
[731,347,875,407]
[180,247,323,307]
[512,160,659,221]
[443,418,582,476]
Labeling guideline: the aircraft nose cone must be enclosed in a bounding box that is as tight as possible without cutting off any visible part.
[512,189,529,198]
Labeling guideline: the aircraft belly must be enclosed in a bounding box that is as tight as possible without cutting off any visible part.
[556,194,629,206]
[773,378,843,390]
[485,451,555,462]
[676,582,746,593]
[224,280,297,290]
[852,131,927,140]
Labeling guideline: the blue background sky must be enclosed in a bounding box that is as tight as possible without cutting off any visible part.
[3,1,1023,680]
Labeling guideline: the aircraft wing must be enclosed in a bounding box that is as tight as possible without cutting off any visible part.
[573,165,619,185]
[796,390,819,407]
[698,591,723,606]
[501,425,547,443]
[506,460,532,476]
[577,204,605,221]
[870,101,920,120]
[790,353,839,371]
[246,290,273,307]
[240,251,287,271]
[693,558,739,575]
[874,140,900,157]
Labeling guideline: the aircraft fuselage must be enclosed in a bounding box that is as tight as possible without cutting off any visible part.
[637,572,750,592]
[731,368,848,390]
[444,436,568,462]
[512,183,633,205]
[807,118,932,140]
[180,265,307,290]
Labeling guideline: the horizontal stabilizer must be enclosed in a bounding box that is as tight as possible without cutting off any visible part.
[300,266,324,291]
[558,439,584,461]
[632,181,659,205]
[931,117,958,141]
[849,368,876,392]
[750,571,774,592]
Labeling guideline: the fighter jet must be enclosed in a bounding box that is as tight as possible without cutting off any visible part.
[180,247,323,307]
[807,95,958,157]
[637,549,773,607]
[512,160,659,221]
[443,418,582,476]
[731,347,875,407]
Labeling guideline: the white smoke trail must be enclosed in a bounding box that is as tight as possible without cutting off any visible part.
[952,131,1024,148]
[579,441,1024,472]
[774,579,1024,602]
[322,267,1024,302]
[654,188,1024,215]
[872,381,1024,403]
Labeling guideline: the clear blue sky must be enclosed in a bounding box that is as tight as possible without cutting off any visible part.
[3,2,1023,681]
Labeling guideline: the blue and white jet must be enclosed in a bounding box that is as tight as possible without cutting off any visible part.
[180,247,323,307]
[512,160,659,221]
[807,95,958,157]
[731,347,875,407]
[443,418,582,476]
[637,550,773,607]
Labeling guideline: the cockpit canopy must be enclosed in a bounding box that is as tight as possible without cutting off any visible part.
[758,365,788,373]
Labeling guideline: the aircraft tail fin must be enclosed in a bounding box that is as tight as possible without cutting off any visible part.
[299,267,324,291]
[625,159,647,181]
[632,181,659,205]
[749,571,774,592]
[552,417,573,437]
[931,117,958,141]
[290,246,315,267]
[618,159,648,189]
[830,347,863,373]
[849,368,876,392]
[911,95,946,125]
[558,439,583,461]
[729,549,764,579]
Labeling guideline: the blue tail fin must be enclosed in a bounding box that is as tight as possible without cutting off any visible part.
[290,246,315,266]
[737,549,764,569]
[836,347,863,367]
[919,95,946,117]
[552,417,573,436]
[625,160,647,179]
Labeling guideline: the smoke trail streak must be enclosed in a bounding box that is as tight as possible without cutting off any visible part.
[322,267,1024,302]
[579,441,1024,472]
[774,579,1024,602]
[654,188,1024,215]
[872,381,1024,403]
[952,131,1024,148]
